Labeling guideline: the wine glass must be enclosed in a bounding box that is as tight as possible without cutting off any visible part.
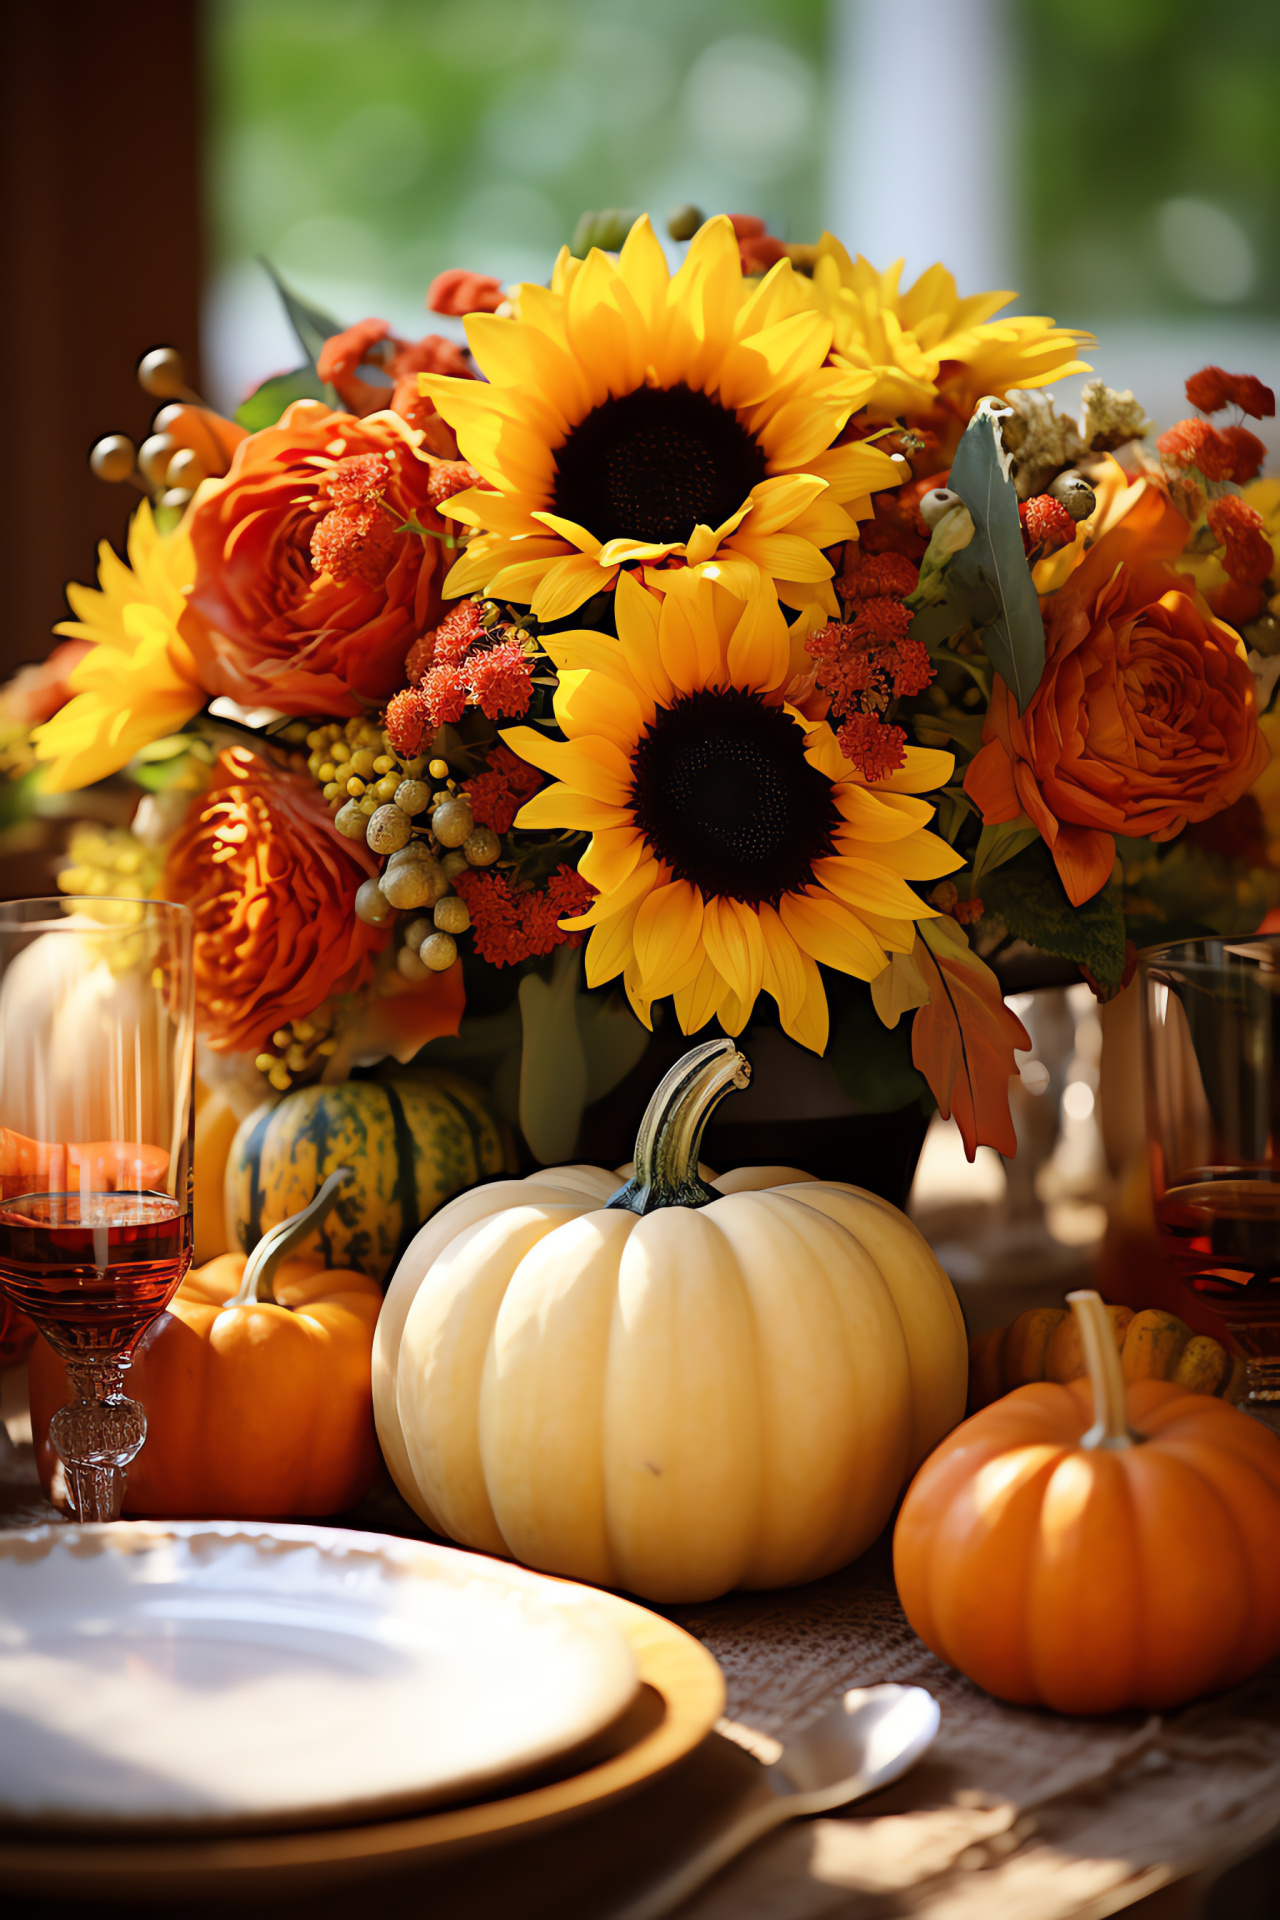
[0,897,194,1519]
[1139,934,1280,1429]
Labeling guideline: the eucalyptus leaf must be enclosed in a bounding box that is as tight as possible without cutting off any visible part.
[947,399,1046,713]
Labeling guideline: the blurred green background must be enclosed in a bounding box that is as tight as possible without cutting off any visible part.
[205,0,1278,440]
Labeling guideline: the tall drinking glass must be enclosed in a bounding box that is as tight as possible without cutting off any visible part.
[0,898,194,1518]
[1139,935,1280,1428]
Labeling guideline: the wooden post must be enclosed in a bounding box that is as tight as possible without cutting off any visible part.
[0,0,205,680]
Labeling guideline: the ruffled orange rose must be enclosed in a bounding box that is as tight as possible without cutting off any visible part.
[965,487,1269,906]
[164,748,389,1053]
[181,402,461,716]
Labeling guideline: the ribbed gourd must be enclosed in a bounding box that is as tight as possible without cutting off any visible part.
[374,1040,968,1603]
[226,1070,509,1283]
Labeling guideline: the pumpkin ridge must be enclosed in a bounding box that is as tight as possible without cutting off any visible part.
[379,1080,423,1269]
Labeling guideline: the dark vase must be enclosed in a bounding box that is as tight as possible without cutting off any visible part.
[573,1024,929,1212]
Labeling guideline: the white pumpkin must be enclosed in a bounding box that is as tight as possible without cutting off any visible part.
[373,1040,967,1602]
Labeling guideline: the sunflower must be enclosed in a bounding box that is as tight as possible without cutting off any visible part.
[33,502,203,793]
[418,216,902,624]
[502,570,962,1052]
[804,237,1093,420]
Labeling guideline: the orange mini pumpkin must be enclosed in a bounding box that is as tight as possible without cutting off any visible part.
[895,1290,1280,1714]
[31,1173,381,1519]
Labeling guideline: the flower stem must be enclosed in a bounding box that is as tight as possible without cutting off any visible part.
[1068,1288,1139,1450]
[607,1039,751,1216]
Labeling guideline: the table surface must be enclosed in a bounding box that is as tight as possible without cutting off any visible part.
[3,1415,1279,1920]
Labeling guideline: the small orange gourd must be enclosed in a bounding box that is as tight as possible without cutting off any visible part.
[30,1173,381,1519]
[895,1290,1280,1714]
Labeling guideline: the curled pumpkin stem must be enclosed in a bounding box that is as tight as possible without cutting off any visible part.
[1068,1287,1140,1450]
[607,1039,751,1217]
[232,1168,352,1306]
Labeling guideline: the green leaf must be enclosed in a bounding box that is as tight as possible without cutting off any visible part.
[946,399,1046,713]
[981,838,1126,986]
[931,785,975,844]
[234,364,331,432]
[258,258,345,365]
[972,813,1040,881]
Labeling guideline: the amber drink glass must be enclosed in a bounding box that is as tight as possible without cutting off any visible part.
[0,898,194,1517]
[1140,935,1280,1429]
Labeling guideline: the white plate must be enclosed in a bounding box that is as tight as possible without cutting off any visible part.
[0,1522,639,1834]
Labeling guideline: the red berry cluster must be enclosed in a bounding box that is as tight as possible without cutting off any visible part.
[1019,494,1077,558]
[462,741,543,835]
[452,864,596,968]
[384,599,535,755]
[807,551,934,782]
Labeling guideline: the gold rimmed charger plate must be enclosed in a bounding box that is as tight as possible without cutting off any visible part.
[0,1548,724,1902]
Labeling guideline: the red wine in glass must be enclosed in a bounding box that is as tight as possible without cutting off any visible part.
[1153,1173,1280,1371]
[0,1191,191,1358]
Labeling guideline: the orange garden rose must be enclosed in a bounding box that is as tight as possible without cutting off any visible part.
[181,401,463,716]
[965,487,1269,907]
[164,748,389,1053]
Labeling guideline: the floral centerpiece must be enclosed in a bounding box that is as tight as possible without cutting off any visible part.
[10,208,1277,1196]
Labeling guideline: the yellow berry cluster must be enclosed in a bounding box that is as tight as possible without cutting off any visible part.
[254,1006,342,1094]
[305,716,427,816]
[57,824,163,900]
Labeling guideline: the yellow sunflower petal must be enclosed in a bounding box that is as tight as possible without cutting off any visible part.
[811,855,936,922]
[672,954,728,1036]
[576,829,648,898]
[758,904,829,1053]
[500,731,631,803]
[513,785,634,833]
[779,889,889,982]
[631,881,706,999]
[567,248,650,407]
[857,910,925,954]
[560,852,660,930]
[613,568,674,708]
[530,554,617,621]
[440,489,542,536]
[834,831,965,881]
[725,529,834,584]
[700,896,765,1013]
[555,665,650,749]
[741,473,829,535]
[530,513,603,556]
[724,590,791,692]
[460,314,587,429]
[584,894,644,989]
[616,215,670,332]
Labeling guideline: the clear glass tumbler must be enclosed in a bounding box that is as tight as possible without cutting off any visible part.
[1139,934,1280,1428]
[0,897,194,1517]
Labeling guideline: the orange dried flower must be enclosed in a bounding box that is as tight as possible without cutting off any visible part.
[1185,367,1234,414]
[428,269,506,317]
[466,641,533,720]
[163,748,388,1054]
[842,552,920,600]
[1221,424,1267,484]
[453,865,595,968]
[729,214,787,276]
[420,662,469,724]
[1208,497,1274,587]
[384,686,434,757]
[1226,374,1275,420]
[1157,419,1237,481]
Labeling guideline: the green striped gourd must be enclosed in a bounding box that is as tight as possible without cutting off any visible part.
[225,1071,509,1284]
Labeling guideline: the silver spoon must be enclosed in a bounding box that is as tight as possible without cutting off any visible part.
[610,1683,940,1920]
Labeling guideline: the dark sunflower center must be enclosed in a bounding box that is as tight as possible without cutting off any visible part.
[551,384,768,547]
[630,688,840,907]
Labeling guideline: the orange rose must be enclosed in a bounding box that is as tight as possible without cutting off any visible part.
[182,401,458,716]
[965,487,1269,906]
[164,748,388,1053]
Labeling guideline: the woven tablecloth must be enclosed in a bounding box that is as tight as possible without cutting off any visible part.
[3,1424,1279,1920]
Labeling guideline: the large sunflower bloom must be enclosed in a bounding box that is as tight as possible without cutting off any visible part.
[503,571,962,1052]
[33,503,203,793]
[805,237,1093,419]
[418,216,902,624]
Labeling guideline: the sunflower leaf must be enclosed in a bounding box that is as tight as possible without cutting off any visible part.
[946,399,1046,714]
[910,918,1030,1159]
[972,813,1040,881]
